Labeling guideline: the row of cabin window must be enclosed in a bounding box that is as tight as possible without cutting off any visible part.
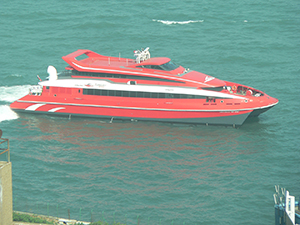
[82,89,207,99]
[71,71,184,83]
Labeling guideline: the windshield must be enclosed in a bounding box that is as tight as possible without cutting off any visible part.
[137,60,179,71]
[160,61,179,71]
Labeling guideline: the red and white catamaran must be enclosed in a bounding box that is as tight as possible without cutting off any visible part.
[10,47,278,126]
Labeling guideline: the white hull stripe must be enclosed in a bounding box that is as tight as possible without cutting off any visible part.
[25,103,46,111]
[18,100,278,112]
[48,107,66,112]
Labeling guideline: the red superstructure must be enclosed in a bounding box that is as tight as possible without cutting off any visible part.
[10,47,278,126]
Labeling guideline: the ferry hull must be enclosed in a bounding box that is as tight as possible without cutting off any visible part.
[249,105,276,117]
[10,100,253,126]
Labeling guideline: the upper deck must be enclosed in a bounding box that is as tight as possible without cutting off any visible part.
[63,49,136,69]
[61,48,226,88]
[62,49,184,75]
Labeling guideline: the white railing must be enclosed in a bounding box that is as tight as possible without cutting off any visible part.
[29,85,43,95]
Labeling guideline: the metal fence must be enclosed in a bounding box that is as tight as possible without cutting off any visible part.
[0,133,10,162]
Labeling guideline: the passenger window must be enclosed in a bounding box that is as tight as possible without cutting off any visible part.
[127,81,137,85]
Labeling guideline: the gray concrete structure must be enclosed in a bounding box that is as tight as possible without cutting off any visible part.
[0,131,12,225]
[0,161,12,225]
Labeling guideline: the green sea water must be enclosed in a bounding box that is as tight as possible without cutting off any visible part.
[0,0,299,224]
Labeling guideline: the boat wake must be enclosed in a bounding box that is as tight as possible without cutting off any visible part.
[152,19,204,25]
[0,85,30,122]
[0,85,30,102]
[0,105,18,122]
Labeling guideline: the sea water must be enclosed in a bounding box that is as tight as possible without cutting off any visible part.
[0,0,299,224]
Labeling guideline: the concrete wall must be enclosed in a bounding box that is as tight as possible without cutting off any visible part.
[0,161,12,225]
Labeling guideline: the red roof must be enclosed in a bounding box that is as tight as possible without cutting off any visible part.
[137,57,170,66]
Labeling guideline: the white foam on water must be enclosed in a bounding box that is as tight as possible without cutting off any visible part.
[0,85,31,122]
[10,74,23,78]
[153,19,204,25]
[0,105,19,122]
[0,85,30,103]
